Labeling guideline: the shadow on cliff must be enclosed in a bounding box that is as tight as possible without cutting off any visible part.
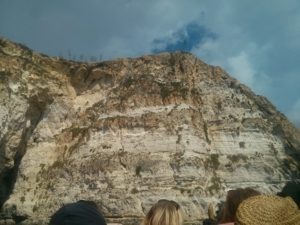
[272,123,300,180]
[0,96,51,223]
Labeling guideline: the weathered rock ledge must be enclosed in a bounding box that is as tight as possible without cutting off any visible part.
[0,38,299,225]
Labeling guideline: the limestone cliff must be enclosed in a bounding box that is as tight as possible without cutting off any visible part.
[0,38,299,225]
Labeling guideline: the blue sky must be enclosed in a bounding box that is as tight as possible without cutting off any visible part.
[0,0,299,127]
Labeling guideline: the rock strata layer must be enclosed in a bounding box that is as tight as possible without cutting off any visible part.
[0,38,299,225]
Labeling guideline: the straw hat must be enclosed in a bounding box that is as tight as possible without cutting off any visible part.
[236,195,300,225]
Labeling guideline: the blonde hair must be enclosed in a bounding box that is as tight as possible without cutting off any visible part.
[143,199,183,225]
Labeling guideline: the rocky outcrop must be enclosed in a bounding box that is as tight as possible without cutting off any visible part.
[0,38,299,225]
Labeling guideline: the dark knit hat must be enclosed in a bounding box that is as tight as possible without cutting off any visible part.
[236,195,300,225]
[277,181,300,208]
[49,200,107,225]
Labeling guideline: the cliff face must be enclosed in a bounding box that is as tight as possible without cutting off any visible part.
[0,38,299,225]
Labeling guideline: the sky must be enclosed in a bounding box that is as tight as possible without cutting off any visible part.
[0,0,299,128]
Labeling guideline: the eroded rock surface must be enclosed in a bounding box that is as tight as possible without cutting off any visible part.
[0,38,299,225]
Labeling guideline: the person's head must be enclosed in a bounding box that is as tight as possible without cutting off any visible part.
[49,200,107,225]
[143,199,183,225]
[218,188,260,223]
[236,195,300,225]
[277,181,300,208]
